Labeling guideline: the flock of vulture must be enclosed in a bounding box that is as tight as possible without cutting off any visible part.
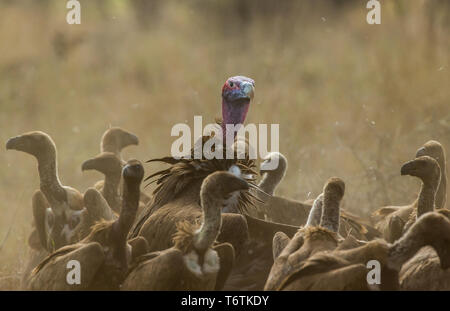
[4,75,450,291]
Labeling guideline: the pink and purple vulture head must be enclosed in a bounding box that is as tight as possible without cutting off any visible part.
[221,76,255,136]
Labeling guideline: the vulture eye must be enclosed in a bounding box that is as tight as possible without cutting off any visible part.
[229,81,234,88]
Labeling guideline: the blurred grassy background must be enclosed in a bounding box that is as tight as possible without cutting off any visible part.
[0,0,449,288]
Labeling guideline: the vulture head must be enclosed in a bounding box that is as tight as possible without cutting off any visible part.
[260,152,287,176]
[81,152,122,177]
[401,156,441,190]
[320,177,345,233]
[6,131,56,161]
[258,152,288,196]
[416,140,445,164]
[100,127,139,157]
[323,177,345,204]
[221,76,255,137]
[202,166,250,201]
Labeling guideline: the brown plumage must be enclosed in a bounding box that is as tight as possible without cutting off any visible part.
[373,141,447,242]
[399,213,450,290]
[68,188,115,244]
[27,160,144,290]
[128,136,259,256]
[268,212,450,291]
[22,188,115,288]
[6,131,84,251]
[265,177,344,290]
[20,191,51,288]
[397,156,450,290]
[121,170,247,290]
[254,152,379,240]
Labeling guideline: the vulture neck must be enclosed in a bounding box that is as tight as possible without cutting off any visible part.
[306,194,323,227]
[194,191,222,254]
[103,172,121,213]
[416,181,437,218]
[436,159,447,209]
[114,179,140,244]
[259,169,284,196]
[221,99,250,141]
[320,193,340,233]
[37,152,66,205]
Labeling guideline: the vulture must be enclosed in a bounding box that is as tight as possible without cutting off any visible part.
[6,131,84,251]
[27,160,145,290]
[254,152,379,241]
[128,76,258,254]
[267,212,450,290]
[22,188,116,287]
[20,191,53,288]
[128,76,300,290]
[373,140,447,242]
[395,156,450,290]
[265,177,345,290]
[399,210,450,290]
[121,170,247,290]
[400,156,441,232]
[82,152,123,213]
[95,127,151,205]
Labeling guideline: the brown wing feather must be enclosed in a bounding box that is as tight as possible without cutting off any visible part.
[213,242,235,290]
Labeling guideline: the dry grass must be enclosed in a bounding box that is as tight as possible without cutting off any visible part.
[0,0,449,289]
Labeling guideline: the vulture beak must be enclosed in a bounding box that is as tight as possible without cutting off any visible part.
[241,81,255,100]
[6,136,21,150]
[416,147,426,158]
[228,81,255,104]
[81,159,96,171]
[401,160,416,176]
[126,133,139,146]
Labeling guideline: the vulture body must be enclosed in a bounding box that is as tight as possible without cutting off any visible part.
[28,160,144,290]
[122,170,246,290]
[129,76,258,254]
[6,131,84,252]
[269,213,450,290]
[373,140,447,242]
[395,157,450,290]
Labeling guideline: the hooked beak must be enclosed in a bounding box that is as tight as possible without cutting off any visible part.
[6,136,21,150]
[229,81,255,104]
[401,160,416,176]
[81,158,96,171]
[416,147,426,158]
[127,133,139,146]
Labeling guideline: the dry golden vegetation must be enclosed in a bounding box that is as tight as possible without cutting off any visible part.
[0,0,449,289]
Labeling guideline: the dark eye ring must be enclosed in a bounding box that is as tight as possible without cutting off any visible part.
[229,81,234,87]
